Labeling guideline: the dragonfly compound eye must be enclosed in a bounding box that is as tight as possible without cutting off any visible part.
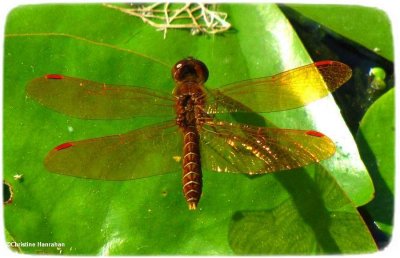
[172,58,209,84]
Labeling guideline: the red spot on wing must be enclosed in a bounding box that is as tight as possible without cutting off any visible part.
[45,74,64,80]
[54,142,74,151]
[306,130,325,138]
[314,60,334,67]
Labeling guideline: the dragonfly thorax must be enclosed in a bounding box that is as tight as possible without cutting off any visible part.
[175,93,205,128]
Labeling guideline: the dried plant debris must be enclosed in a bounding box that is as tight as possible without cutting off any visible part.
[13,174,24,182]
[104,3,231,38]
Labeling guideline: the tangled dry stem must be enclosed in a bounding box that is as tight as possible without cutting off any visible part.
[104,3,231,38]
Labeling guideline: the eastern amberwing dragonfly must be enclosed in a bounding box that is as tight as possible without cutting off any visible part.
[27,57,351,210]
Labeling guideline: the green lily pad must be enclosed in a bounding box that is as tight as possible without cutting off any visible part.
[284,4,394,61]
[356,88,395,235]
[229,166,377,254]
[4,3,373,254]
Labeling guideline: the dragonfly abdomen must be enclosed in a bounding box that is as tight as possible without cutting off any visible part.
[182,126,202,210]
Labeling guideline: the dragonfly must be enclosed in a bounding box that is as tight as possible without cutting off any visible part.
[26,57,352,210]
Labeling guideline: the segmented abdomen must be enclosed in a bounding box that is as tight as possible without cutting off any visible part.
[182,126,202,210]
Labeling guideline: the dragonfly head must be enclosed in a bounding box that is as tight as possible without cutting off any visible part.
[172,57,209,84]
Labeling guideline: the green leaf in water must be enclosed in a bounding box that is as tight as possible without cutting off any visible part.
[284,4,394,61]
[356,88,395,235]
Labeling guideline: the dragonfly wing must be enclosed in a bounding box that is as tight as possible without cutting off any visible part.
[199,121,335,174]
[204,61,352,114]
[45,121,183,180]
[27,75,175,119]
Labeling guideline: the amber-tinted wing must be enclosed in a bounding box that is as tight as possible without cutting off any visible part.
[204,61,352,114]
[200,120,335,174]
[45,121,182,180]
[27,75,175,119]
